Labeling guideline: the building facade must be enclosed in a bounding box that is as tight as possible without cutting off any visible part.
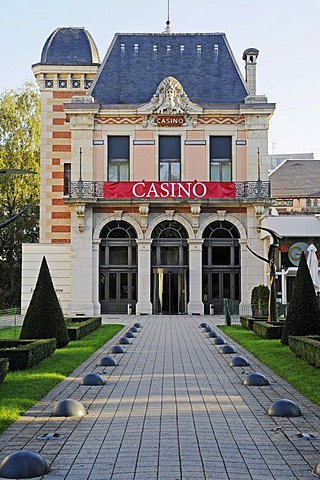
[22,27,276,315]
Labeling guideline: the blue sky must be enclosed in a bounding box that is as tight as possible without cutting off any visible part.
[1,0,320,157]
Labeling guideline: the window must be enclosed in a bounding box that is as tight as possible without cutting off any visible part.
[64,163,71,195]
[108,136,129,181]
[159,136,181,181]
[210,136,232,181]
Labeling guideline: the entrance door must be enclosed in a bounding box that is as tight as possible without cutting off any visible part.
[100,271,137,314]
[152,268,187,314]
[203,270,239,314]
[202,221,241,314]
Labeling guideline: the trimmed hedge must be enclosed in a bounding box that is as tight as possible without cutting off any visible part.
[288,335,320,367]
[0,358,8,384]
[240,316,266,331]
[0,339,56,370]
[66,316,102,341]
[252,321,284,339]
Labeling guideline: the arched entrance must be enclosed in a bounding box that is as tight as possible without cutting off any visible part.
[151,221,189,314]
[202,220,240,314]
[99,221,137,313]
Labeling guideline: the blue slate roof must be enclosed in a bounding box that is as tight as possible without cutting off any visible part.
[91,33,248,105]
[39,27,100,65]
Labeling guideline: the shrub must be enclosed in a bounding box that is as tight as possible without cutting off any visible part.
[252,321,284,339]
[20,257,70,348]
[0,339,56,370]
[0,358,8,383]
[66,317,102,340]
[288,335,320,367]
[281,253,320,344]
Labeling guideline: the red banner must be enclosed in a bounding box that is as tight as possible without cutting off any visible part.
[103,181,236,199]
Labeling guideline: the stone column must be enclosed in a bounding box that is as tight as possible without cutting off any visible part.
[136,239,153,314]
[187,239,204,315]
[68,206,95,316]
[92,239,101,315]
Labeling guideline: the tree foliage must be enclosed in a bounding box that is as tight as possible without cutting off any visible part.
[0,82,40,307]
[20,257,70,348]
[281,252,320,344]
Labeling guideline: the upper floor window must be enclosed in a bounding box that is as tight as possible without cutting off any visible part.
[108,136,129,181]
[159,136,181,182]
[64,163,71,195]
[210,136,232,181]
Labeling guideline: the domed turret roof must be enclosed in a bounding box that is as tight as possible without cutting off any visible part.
[40,27,100,65]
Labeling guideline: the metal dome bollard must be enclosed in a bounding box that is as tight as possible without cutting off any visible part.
[125,331,136,338]
[203,326,212,333]
[51,399,87,417]
[212,337,226,345]
[0,450,49,479]
[98,355,118,367]
[313,463,320,477]
[111,345,126,354]
[208,330,218,338]
[119,337,131,345]
[80,373,105,386]
[133,322,142,329]
[200,322,208,329]
[243,373,269,386]
[130,326,139,333]
[267,399,301,417]
[219,344,237,354]
[229,356,250,367]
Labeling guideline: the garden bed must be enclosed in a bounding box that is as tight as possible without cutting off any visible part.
[66,316,102,341]
[240,316,267,331]
[252,321,284,339]
[0,339,56,370]
[288,335,320,367]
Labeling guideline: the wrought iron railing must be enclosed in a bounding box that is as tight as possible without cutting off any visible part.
[68,180,270,199]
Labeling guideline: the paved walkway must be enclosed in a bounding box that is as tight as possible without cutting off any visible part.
[0,315,320,479]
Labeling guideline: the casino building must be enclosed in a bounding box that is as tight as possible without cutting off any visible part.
[22,25,276,315]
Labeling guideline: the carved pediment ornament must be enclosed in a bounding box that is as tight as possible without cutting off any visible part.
[138,76,203,116]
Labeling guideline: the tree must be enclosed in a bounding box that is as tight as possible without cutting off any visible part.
[0,82,40,307]
[20,257,70,348]
[281,252,320,344]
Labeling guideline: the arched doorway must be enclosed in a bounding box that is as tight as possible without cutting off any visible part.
[151,220,189,314]
[202,220,240,314]
[99,221,137,313]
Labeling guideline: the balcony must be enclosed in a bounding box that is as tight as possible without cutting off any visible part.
[68,180,270,201]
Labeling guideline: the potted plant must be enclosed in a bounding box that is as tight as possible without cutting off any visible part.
[251,284,269,318]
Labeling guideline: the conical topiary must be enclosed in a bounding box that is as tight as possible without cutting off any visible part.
[20,256,69,348]
[281,252,320,344]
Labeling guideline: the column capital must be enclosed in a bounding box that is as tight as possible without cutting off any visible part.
[136,239,153,248]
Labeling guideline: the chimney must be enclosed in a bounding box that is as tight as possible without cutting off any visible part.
[242,48,259,96]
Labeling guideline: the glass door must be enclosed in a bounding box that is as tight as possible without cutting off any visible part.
[100,271,137,313]
[152,268,187,314]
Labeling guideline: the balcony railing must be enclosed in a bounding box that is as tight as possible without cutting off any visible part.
[68,180,270,200]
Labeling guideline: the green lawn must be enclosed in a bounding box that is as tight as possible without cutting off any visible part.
[0,324,124,433]
[220,325,320,406]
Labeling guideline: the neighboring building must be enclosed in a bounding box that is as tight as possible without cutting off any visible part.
[22,25,276,315]
[263,159,320,304]
[267,152,314,172]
